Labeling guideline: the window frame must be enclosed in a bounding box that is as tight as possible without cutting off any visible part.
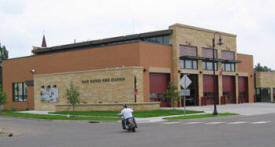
[222,63,235,72]
[12,82,28,102]
[179,59,198,69]
[202,61,218,71]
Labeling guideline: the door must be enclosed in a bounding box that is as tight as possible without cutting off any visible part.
[149,73,170,107]
[222,76,236,104]
[203,75,218,105]
[180,74,198,106]
[238,77,248,103]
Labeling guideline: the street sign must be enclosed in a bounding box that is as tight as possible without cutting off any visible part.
[180,89,190,96]
[180,75,192,89]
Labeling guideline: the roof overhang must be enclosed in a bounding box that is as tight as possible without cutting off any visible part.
[32,29,172,55]
[180,56,241,63]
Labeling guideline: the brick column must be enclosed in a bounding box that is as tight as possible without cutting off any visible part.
[198,60,203,106]
[235,75,239,104]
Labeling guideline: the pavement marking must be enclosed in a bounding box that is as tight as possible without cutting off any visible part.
[205,122,225,125]
[184,122,204,125]
[162,122,180,125]
[228,121,247,125]
[250,121,271,124]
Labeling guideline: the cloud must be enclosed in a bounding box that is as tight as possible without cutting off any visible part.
[0,0,275,69]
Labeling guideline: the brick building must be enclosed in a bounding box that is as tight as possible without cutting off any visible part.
[255,72,275,102]
[2,24,255,111]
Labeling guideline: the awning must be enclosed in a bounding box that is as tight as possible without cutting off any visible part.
[180,56,241,63]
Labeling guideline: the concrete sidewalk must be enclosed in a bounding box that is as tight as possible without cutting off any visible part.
[135,113,205,123]
[162,103,275,116]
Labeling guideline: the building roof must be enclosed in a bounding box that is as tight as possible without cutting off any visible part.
[170,23,237,37]
[32,29,172,55]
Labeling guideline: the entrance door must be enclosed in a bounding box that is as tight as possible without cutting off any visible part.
[149,73,170,107]
[180,74,198,106]
[262,88,271,102]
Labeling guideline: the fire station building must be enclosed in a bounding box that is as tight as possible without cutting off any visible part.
[2,23,254,111]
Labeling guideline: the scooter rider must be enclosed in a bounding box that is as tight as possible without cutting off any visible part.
[120,104,137,129]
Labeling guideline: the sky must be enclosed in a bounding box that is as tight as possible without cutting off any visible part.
[0,0,275,69]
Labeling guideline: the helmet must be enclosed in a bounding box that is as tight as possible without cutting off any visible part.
[123,104,127,108]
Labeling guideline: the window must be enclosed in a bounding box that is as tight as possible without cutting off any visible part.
[273,88,275,102]
[180,45,197,57]
[185,60,192,68]
[203,61,217,71]
[221,51,235,60]
[144,35,169,45]
[180,60,198,69]
[255,88,271,102]
[13,82,27,102]
[222,63,235,72]
[202,48,217,58]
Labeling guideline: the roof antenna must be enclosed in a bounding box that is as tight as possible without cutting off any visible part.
[41,30,47,47]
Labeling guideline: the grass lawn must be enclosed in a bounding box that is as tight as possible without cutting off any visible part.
[0,131,5,135]
[52,109,203,118]
[0,109,203,121]
[164,113,238,120]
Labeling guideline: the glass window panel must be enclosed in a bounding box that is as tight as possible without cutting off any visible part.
[225,64,231,72]
[164,36,169,44]
[215,63,217,71]
[18,83,23,96]
[185,60,192,69]
[180,60,184,68]
[193,61,197,69]
[203,62,206,70]
[14,83,18,96]
[24,83,27,101]
[231,64,235,72]
[207,62,213,70]
[222,64,225,71]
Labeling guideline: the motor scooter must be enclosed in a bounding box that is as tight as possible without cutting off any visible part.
[125,117,136,132]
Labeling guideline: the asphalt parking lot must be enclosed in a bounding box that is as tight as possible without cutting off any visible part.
[1,103,275,147]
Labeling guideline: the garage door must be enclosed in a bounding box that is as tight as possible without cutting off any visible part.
[150,73,170,107]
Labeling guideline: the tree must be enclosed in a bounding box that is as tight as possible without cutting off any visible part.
[0,87,7,110]
[164,82,180,108]
[65,82,80,112]
[254,63,273,72]
[0,44,9,88]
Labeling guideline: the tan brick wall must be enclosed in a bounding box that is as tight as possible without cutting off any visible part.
[169,24,237,105]
[34,67,144,111]
[255,72,275,102]
[55,102,160,112]
[255,72,275,88]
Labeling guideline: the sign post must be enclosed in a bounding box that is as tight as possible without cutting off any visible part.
[180,75,192,116]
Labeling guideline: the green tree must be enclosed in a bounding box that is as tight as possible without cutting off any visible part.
[254,63,273,72]
[65,82,80,112]
[0,87,7,110]
[164,82,180,108]
[0,44,9,88]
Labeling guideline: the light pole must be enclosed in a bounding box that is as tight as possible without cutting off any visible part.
[212,32,223,115]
